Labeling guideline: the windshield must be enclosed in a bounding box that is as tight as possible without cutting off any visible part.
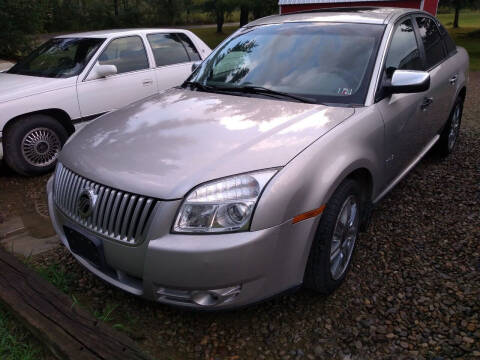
[8,38,105,78]
[188,23,385,105]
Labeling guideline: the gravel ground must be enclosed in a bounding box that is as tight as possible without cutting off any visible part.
[2,73,480,359]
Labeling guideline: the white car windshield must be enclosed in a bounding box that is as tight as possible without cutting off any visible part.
[187,22,385,105]
[8,37,105,78]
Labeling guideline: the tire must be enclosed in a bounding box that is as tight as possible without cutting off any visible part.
[436,96,463,157]
[304,179,363,294]
[3,114,68,176]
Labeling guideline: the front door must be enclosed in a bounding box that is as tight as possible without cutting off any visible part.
[77,36,157,118]
[375,17,428,184]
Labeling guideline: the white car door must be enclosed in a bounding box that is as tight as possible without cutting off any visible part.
[146,32,202,91]
[77,35,157,117]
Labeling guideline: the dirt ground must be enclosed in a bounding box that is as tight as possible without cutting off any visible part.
[0,73,479,360]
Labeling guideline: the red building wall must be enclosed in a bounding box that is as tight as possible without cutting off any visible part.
[280,0,439,16]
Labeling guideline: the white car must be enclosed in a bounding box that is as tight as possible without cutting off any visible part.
[0,29,211,176]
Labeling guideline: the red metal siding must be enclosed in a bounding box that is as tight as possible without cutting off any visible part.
[423,0,439,16]
[280,0,440,16]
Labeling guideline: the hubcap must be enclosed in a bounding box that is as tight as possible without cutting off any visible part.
[448,104,461,151]
[330,195,359,280]
[21,127,61,167]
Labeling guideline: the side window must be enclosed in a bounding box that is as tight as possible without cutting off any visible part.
[437,22,457,55]
[385,19,423,73]
[98,36,149,74]
[177,33,201,61]
[147,33,191,67]
[416,17,446,69]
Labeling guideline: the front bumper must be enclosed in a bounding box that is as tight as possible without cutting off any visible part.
[47,177,317,309]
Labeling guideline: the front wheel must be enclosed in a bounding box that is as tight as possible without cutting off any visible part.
[304,179,363,294]
[3,114,68,176]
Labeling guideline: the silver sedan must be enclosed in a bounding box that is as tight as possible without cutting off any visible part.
[47,7,469,309]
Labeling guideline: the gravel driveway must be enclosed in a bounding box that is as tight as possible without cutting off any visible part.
[1,74,479,360]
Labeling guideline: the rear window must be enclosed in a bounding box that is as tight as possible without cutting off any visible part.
[416,17,446,68]
[147,33,191,67]
[438,23,457,55]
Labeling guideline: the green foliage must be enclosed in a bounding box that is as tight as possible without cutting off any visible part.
[190,25,237,48]
[0,0,48,59]
[93,303,118,322]
[36,264,74,294]
[438,11,480,71]
[440,0,480,27]
[0,0,278,59]
[0,305,43,360]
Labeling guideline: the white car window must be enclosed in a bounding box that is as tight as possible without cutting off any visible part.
[98,36,149,74]
[147,33,191,67]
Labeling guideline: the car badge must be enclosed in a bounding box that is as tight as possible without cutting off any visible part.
[77,188,97,219]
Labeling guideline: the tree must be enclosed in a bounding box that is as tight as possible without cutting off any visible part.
[0,0,48,59]
[442,0,480,28]
[204,0,235,33]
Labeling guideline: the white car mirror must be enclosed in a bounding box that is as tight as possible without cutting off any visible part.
[90,63,117,80]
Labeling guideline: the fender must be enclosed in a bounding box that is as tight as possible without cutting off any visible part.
[251,106,385,232]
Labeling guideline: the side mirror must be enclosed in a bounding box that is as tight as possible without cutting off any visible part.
[90,63,117,80]
[191,61,202,73]
[385,70,430,94]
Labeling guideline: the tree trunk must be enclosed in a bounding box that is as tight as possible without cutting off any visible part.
[453,6,460,28]
[114,0,119,16]
[240,5,249,26]
[216,8,224,33]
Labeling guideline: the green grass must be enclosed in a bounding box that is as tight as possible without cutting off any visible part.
[0,305,46,360]
[437,11,480,71]
[35,264,74,294]
[437,10,480,28]
[190,25,238,49]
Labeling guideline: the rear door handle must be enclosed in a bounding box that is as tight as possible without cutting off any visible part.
[449,74,458,85]
[421,97,434,111]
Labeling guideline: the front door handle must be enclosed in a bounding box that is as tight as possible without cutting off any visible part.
[421,97,434,111]
[142,79,154,86]
[449,74,458,85]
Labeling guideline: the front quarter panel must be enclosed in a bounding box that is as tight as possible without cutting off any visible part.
[0,79,80,131]
[251,106,385,232]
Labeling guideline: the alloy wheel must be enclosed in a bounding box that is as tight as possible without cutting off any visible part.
[330,195,359,280]
[21,127,61,167]
[448,103,461,151]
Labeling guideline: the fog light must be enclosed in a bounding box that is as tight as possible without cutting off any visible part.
[191,291,221,306]
[191,285,242,307]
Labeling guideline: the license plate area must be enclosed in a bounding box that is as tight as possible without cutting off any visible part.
[64,226,104,268]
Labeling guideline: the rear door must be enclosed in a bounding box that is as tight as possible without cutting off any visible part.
[375,17,427,183]
[146,32,202,91]
[77,36,157,117]
[414,16,456,142]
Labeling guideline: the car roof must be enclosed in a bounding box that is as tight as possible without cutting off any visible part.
[55,28,191,39]
[248,7,423,26]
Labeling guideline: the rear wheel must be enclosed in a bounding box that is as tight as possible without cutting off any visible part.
[3,114,68,176]
[436,96,463,157]
[304,179,362,294]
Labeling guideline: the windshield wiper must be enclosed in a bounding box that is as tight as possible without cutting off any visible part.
[216,85,318,104]
[183,81,218,92]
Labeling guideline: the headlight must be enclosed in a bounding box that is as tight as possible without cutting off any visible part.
[173,169,278,233]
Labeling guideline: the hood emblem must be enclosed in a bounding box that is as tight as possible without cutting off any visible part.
[77,188,97,219]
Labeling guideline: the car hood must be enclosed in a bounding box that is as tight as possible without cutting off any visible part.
[0,73,76,103]
[60,88,354,199]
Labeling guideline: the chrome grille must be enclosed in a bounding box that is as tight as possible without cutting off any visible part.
[54,163,157,245]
